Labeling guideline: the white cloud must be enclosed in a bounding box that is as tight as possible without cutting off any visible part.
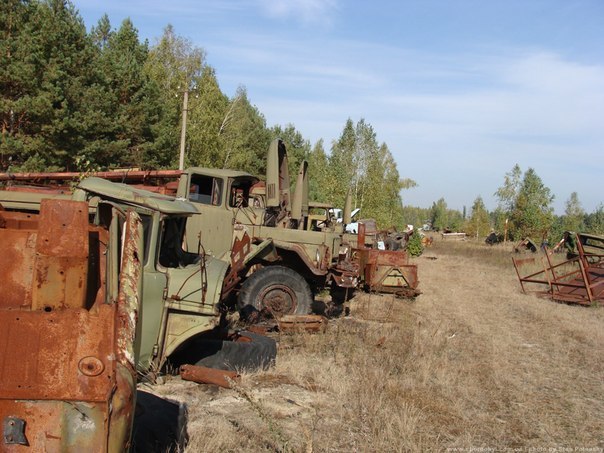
[75,0,604,212]
[210,36,604,212]
[256,0,338,26]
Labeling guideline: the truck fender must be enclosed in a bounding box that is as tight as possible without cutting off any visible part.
[245,238,279,266]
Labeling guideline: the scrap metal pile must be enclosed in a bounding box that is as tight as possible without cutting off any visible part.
[512,232,604,305]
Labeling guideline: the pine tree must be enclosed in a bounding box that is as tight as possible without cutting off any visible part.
[82,17,157,169]
[0,0,32,168]
[1,0,98,171]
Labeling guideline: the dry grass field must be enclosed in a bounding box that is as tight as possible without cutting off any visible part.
[145,237,604,452]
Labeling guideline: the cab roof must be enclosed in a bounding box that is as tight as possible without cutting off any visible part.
[77,177,199,215]
[185,167,258,181]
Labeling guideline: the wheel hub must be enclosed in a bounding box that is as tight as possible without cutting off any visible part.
[258,284,297,316]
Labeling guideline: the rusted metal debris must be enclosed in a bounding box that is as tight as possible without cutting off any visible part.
[0,199,143,451]
[354,223,420,298]
[221,232,253,299]
[513,232,604,306]
[514,237,538,253]
[421,236,434,247]
[0,169,182,195]
[278,314,328,333]
[180,364,241,388]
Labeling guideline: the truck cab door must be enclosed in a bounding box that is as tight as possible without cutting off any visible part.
[181,172,234,260]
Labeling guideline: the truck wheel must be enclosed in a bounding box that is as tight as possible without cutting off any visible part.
[238,265,312,316]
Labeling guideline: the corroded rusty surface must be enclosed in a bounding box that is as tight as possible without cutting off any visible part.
[31,199,89,311]
[0,200,142,451]
[180,364,241,388]
[354,222,420,297]
[222,232,252,299]
[513,232,604,306]
[116,210,143,369]
[361,249,419,292]
[0,169,182,183]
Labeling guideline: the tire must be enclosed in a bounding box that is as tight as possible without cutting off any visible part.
[195,331,277,372]
[238,265,312,316]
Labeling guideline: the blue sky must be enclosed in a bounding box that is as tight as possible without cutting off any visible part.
[75,0,604,214]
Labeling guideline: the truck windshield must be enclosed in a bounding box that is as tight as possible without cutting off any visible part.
[188,174,223,206]
[158,216,201,268]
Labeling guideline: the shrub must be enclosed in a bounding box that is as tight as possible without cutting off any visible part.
[407,232,424,257]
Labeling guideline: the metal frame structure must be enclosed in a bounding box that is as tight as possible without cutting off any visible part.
[512,232,604,305]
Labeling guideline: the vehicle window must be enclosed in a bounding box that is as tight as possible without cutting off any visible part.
[158,217,201,268]
[228,179,255,208]
[140,214,153,264]
[188,174,223,206]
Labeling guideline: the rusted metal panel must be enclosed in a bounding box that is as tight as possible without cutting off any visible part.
[0,229,36,309]
[0,169,182,183]
[357,248,419,295]
[116,210,144,370]
[0,211,40,309]
[354,222,420,297]
[0,201,142,451]
[31,199,89,311]
[222,232,252,299]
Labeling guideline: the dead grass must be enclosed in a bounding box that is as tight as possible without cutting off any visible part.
[147,236,604,452]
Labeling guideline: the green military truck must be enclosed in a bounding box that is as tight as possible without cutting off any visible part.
[0,177,237,374]
[172,139,358,316]
[72,177,234,372]
[0,139,419,321]
[0,141,358,318]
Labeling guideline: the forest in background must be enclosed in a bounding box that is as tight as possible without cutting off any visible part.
[2,0,603,241]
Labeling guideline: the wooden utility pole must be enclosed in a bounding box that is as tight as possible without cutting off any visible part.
[178,89,189,171]
[504,218,509,243]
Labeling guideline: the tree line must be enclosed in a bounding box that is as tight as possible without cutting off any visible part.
[1,0,601,238]
[403,164,603,242]
[1,0,411,228]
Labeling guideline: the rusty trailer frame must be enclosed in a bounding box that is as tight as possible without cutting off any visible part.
[512,232,604,306]
[354,223,420,297]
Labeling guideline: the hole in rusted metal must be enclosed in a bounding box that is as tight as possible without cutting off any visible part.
[44,306,52,312]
